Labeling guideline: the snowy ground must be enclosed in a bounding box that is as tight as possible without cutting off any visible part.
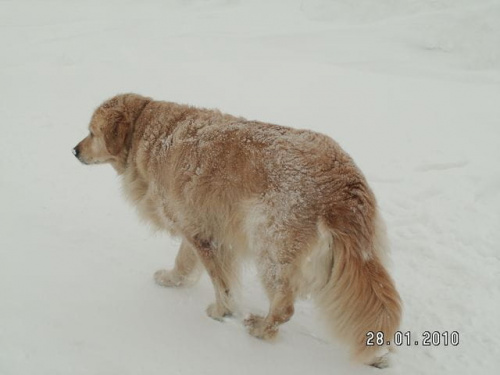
[1,1,500,374]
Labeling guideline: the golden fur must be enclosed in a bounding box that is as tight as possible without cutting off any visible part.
[73,93,402,367]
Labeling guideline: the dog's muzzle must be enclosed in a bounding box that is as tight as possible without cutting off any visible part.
[72,146,87,164]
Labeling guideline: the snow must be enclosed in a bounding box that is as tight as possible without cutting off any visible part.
[1,0,499,374]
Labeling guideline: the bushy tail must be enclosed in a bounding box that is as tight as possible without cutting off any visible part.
[317,214,402,366]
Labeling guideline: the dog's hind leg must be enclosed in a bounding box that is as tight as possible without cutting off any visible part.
[244,266,297,340]
[244,233,309,340]
[244,251,299,340]
[188,235,237,321]
[154,239,202,287]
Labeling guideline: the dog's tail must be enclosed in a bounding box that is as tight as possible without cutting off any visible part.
[317,208,402,367]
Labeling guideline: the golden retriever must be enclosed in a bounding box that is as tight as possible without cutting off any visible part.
[73,93,401,367]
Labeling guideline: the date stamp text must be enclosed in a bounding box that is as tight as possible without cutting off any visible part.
[366,331,460,347]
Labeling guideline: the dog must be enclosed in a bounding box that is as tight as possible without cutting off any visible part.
[73,93,401,367]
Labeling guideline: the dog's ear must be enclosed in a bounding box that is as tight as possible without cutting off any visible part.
[123,93,149,119]
[104,109,128,156]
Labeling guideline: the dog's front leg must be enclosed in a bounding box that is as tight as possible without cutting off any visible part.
[188,235,236,321]
[154,239,202,287]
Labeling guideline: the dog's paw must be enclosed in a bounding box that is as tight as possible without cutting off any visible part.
[369,353,390,369]
[206,303,232,321]
[154,269,183,287]
[244,314,278,340]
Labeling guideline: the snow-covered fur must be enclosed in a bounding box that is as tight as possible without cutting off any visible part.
[73,93,402,367]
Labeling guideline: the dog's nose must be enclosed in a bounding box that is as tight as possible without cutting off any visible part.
[72,147,79,158]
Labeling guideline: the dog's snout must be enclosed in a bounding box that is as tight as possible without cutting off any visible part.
[72,146,80,158]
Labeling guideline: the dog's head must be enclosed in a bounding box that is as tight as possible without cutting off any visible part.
[73,93,149,170]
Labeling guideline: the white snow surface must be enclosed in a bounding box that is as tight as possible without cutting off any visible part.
[1,1,500,374]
